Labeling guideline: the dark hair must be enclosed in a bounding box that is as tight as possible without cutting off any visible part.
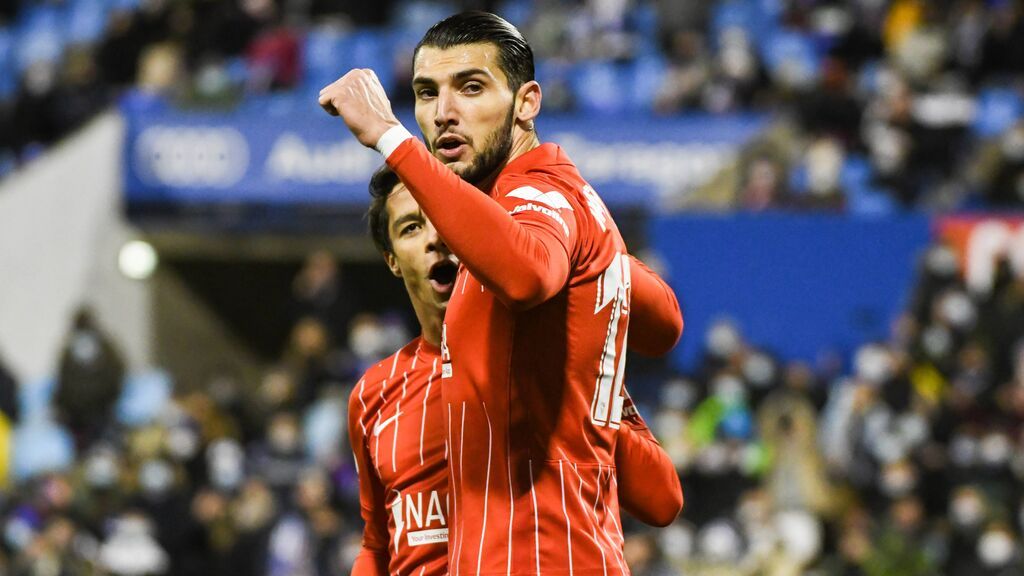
[367,165,402,254]
[415,11,534,92]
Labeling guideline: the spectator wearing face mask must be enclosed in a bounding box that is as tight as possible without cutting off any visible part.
[54,307,126,452]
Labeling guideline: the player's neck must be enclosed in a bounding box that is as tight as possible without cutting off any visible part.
[414,304,444,348]
[477,131,541,192]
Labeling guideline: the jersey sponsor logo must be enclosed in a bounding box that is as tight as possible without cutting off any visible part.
[506,186,574,211]
[373,409,403,437]
[389,489,449,552]
[511,203,571,237]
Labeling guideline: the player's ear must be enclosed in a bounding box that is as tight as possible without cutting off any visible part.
[515,80,541,125]
[384,251,402,278]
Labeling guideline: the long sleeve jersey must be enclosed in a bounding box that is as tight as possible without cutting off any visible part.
[385,139,683,575]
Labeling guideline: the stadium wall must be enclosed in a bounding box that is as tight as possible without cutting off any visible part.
[0,112,151,381]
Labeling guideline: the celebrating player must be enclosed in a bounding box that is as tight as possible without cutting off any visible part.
[349,169,682,575]
[323,11,684,575]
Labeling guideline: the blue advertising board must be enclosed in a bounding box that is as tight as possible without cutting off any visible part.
[652,213,933,369]
[121,100,767,209]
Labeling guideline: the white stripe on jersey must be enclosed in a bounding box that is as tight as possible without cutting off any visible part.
[357,379,367,436]
[529,459,540,576]
[569,462,607,576]
[506,426,514,576]
[420,360,437,465]
[476,402,493,576]
[389,352,401,379]
[391,400,400,473]
[447,403,457,568]
[559,461,574,575]
[456,402,466,576]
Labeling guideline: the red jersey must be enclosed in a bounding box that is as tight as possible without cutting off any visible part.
[349,338,448,576]
[388,140,683,575]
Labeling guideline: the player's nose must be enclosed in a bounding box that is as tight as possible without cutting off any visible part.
[424,221,449,253]
[433,88,458,128]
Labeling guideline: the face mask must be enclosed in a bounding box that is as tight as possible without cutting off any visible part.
[855,344,892,384]
[938,291,976,330]
[921,325,952,359]
[659,523,694,562]
[661,379,697,411]
[707,321,741,359]
[85,450,119,489]
[698,520,742,562]
[139,459,174,497]
[742,353,775,388]
[951,494,984,528]
[925,245,959,277]
[712,375,747,406]
[207,440,244,491]
[774,510,822,563]
[70,333,101,365]
[978,530,1015,567]
[166,426,199,461]
[980,433,1012,467]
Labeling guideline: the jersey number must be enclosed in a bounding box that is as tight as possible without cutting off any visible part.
[590,253,631,428]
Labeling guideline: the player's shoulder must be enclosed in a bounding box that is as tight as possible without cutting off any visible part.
[348,338,421,406]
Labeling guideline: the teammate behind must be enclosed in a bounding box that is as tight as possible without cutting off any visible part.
[349,168,683,575]
[323,11,685,574]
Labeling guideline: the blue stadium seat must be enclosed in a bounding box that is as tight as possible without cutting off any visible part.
[973,87,1023,138]
[495,0,534,28]
[18,376,56,422]
[841,155,897,216]
[13,419,75,481]
[303,27,350,92]
[66,0,111,45]
[395,0,457,37]
[626,54,667,111]
[759,29,821,87]
[346,30,396,93]
[115,370,172,427]
[14,4,68,72]
[0,27,15,100]
[570,60,629,114]
[711,0,760,46]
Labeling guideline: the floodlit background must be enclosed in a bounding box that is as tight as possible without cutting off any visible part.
[2,0,1024,574]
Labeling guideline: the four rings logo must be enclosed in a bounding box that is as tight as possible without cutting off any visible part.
[134,126,249,188]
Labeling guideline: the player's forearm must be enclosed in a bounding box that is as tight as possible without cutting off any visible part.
[627,256,683,357]
[387,137,569,308]
[351,548,390,576]
[616,419,684,526]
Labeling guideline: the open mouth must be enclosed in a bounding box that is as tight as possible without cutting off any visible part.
[435,135,467,160]
[428,259,459,294]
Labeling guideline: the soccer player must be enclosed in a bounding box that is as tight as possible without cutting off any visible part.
[323,11,684,574]
[350,170,683,575]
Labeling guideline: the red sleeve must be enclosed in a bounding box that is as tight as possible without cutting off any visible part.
[628,255,683,357]
[387,139,571,310]
[348,390,391,576]
[615,392,683,527]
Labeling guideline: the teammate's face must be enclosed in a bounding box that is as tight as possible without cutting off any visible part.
[412,43,517,185]
[384,185,459,312]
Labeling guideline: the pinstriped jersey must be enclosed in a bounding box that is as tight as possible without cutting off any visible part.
[349,338,448,576]
[440,144,633,575]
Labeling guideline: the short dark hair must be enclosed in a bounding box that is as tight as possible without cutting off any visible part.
[415,11,534,92]
[367,165,402,254]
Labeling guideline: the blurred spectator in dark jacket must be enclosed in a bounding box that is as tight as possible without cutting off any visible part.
[290,250,356,343]
[54,307,126,451]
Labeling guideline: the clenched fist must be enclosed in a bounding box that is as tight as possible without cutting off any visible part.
[318,69,401,149]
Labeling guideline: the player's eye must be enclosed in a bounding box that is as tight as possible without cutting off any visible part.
[462,82,483,95]
[416,87,437,100]
[401,222,422,236]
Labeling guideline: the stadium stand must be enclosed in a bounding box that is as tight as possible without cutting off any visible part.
[3,1,1024,575]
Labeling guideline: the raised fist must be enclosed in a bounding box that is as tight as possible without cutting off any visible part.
[318,69,401,149]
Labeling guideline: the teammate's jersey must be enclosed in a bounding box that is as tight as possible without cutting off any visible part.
[391,141,640,575]
[348,338,448,576]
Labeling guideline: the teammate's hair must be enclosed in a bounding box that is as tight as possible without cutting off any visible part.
[415,11,534,92]
[367,165,402,254]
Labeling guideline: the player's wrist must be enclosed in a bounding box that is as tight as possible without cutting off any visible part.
[375,124,414,159]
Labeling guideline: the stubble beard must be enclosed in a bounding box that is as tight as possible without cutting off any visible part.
[454,105,516,186]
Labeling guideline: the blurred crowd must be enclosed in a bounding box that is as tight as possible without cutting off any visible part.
[2,240,1024,575]
[3,0,1024,211]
